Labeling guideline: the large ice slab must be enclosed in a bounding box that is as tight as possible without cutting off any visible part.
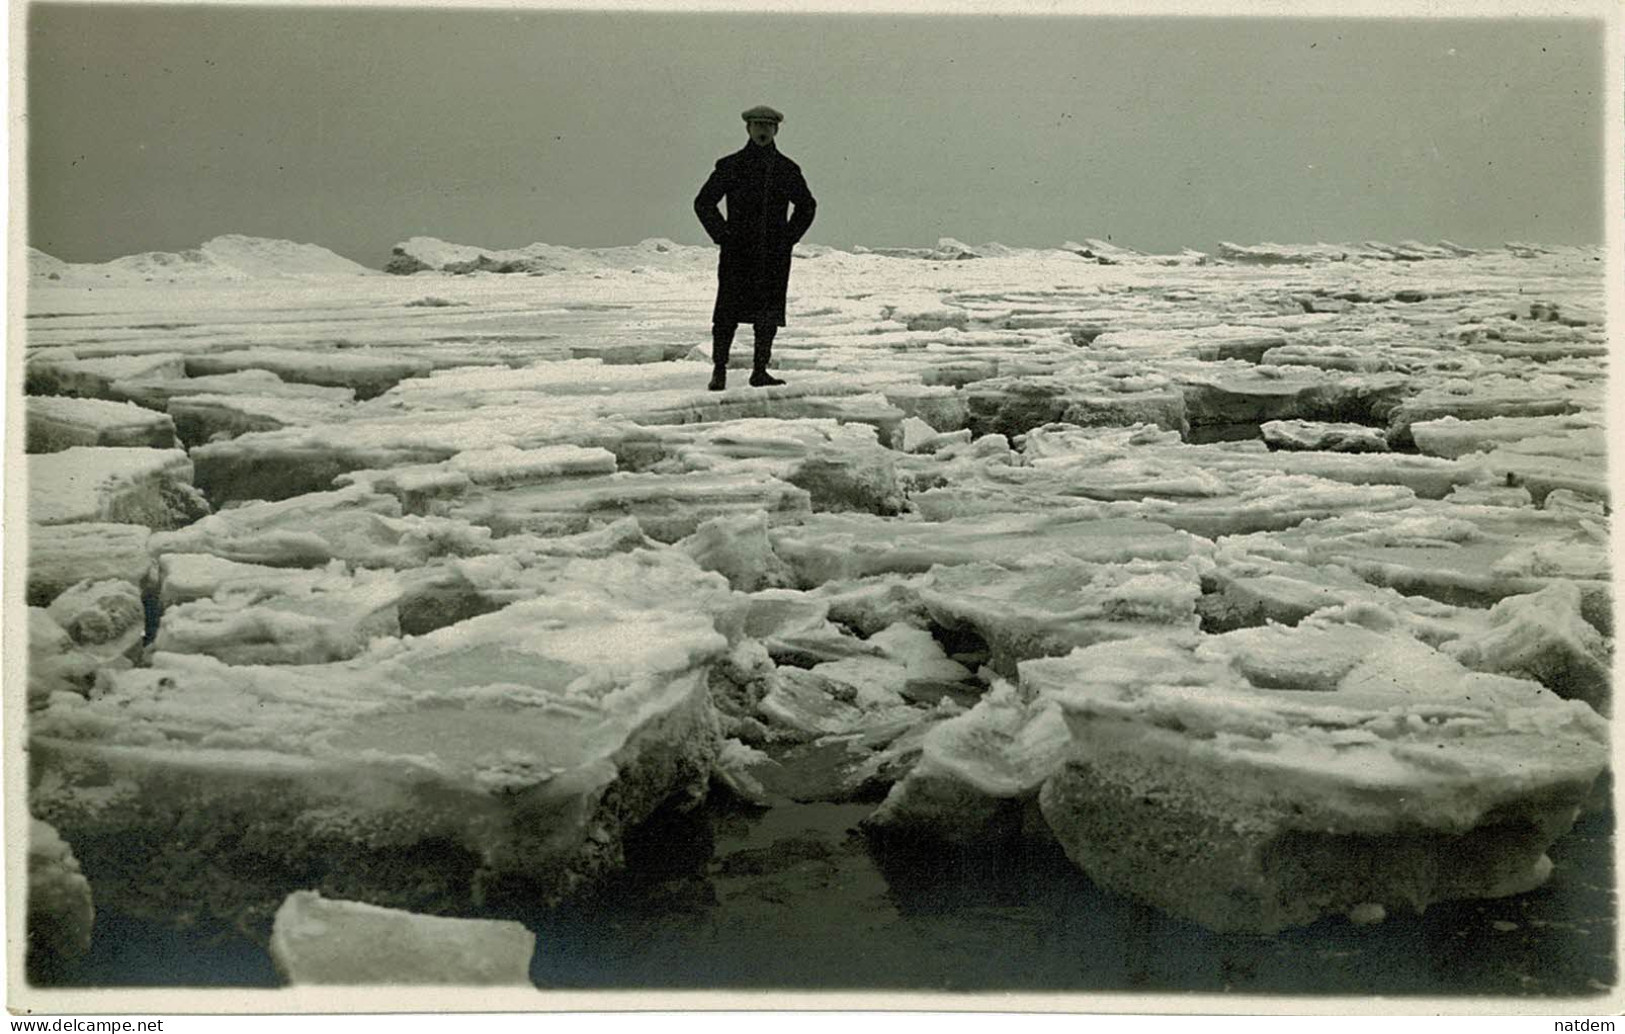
[1029,620,1608,933]
[680,512,792,593]
[1087,326,1288,365]
[184,347,432,399]
[1215,241,1357,264]
[1410,413,1606,505]
[336,445,620,513]
[1017,423,1485,499]
[619,417,879,470]
[1387,373,1594,444]
[1473,430,1608,506]
[26,351,188,400]
[148,485,496,568]
[913,467,1419,540]
[914,557,1206,674]
[625,419,904,515]
[1198,545,1491,646]
[152,571,404,665]
[1410,413,1601,460]
[190,408,639,503]
[964,370,1189,439]
[29,593,146,708]
[910,424,1481,538]
[107,368,358,410]
[1169,362,1408,428]
[29,447,210,529]
[166,393,357,446]
[30,552,734,924]
[437,470,812,543]
[26,396,179,452]
[769,512,1208,588]
[27,523,154,606]
[158,553,354,606]
[1458,308,1609,361]
[1261,341,1405,373]
[1220,503,1612,630]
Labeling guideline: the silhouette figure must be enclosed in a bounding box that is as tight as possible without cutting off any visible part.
[694,105,817,390]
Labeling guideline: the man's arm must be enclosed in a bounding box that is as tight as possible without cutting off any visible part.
[786,169,817,245]
[694,161,730,245]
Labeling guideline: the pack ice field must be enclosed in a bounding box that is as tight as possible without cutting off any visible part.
[19,234,1613,993]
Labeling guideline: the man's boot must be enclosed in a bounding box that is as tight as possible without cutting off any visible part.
[708,322,735,391]
[749,324,785,387]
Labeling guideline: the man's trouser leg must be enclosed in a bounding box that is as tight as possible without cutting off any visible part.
[709,322,737,390]
[749,323,785,387]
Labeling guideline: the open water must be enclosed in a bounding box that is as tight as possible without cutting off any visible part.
[50,774,1616,998]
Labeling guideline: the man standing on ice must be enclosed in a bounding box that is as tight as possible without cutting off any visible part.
[694,104,817,391]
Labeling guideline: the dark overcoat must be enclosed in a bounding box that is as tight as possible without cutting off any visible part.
[694,141,816,327]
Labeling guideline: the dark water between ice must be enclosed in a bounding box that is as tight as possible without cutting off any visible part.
[527,799,1616,996]
[56,788,1616,997]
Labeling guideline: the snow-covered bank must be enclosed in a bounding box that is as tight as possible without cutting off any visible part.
[30,235,375,282]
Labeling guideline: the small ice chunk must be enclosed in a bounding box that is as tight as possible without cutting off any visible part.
[28,820,95,969]
[867,623,974,684]
[269,890,534,985]
[680,511,791,592]
[1261,419,1390,454]
[1443,582,1612,712]
[45,579,145,647]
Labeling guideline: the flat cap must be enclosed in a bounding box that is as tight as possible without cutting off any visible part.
[741,105,784,124]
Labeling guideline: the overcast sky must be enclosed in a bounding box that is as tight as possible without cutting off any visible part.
[26,6,1608,266]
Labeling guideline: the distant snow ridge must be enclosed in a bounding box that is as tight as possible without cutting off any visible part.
[29,235,374,281]
[852,238,989,261]
[1215,240,1498,264]
[851,237,1206,265]
[386,236,714,275]
[28,248,70,279]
